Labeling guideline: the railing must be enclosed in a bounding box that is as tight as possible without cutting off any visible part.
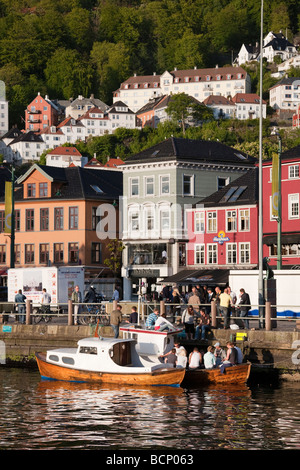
[0,299,299,331]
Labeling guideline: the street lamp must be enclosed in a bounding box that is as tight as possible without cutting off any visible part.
[271,127,282,269]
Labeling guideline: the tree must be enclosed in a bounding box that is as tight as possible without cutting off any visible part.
[104,239,125,281]
[165,93,213,135]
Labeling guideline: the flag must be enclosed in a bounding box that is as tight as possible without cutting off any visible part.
[271,152,279,218]
[4,181,12,233]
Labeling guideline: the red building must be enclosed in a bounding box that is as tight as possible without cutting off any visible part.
[262,145,300,267]
[25,93,60,132]
[186,169,259,274]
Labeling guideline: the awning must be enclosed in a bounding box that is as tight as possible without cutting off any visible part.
[263,233,300,244]
[0,269,7,276]
[161,269,230,286]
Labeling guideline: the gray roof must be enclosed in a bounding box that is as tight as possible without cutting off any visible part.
[125,137,256,165]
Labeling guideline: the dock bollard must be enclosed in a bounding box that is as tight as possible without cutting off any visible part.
[211,300,217,328]
[68,300,73,326]
[26,299,32,325]
[265,301,271,331]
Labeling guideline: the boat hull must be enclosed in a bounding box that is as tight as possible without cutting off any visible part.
[182,363,251,387]
[35,353,185,387]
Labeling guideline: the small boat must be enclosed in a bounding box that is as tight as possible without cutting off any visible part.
[182,363,251,387]
[35,336,185,387]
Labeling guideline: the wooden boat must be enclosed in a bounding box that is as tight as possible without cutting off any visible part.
[182,363,251,387]
[35,336,185,387]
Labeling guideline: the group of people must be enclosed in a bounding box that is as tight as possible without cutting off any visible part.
[159,340,243,371]
[14,287,51,324]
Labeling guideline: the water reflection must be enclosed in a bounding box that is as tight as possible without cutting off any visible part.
[0,369,300,450]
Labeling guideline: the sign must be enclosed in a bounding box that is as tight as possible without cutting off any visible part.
[213,230,230,245]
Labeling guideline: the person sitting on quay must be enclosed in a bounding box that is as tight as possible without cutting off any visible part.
[203,346,216,369]
[145,308,159,329]
[214,342,226,367]
[195,308,211,340]
[220,341,238,373]
[154,312,174,331]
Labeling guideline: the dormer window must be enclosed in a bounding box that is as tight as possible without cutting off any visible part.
[184,77,189,82]
[154,82,158,87]
[134,83,138,88]
[144,83,148,88]
[226,74,231,79]
[216,75,221,80]
[206,75,211,81]
[195,76,199,82]
[175,78,179,83]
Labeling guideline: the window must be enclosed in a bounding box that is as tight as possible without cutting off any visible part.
[91,242,102,263]
[240,243,250,264]
[39,243,49,264]
[226,243,237,264]
[226,210,237,231]
[0,245,6,264]
[207,244,217,264]
[15,210,20,231]
[25,244,35,264]
[288,194,299,219]
[289,165,299,179]
[183,175,193,196]
[14,244,21,264]
[54,243,64,263]
[39,182,48,197]
[68,243,79,263]
[92,207,100,230]
[160,175,170,195]
[130,178,139,196]
[129,211,139,232]
[146,208,155,232]
[239,209,250,231]
[25,209,34,231]
[160,209,170,232]
[207,212,217,232]
[179,243,186,266]
[145,176,154,195]
[194,212,205,233]
[69,207,78,229]
[40,208,49,231]
[217,176,230,190]
[0,211,4,232]
[195,244,205,264]
[27,183,36,197]
[54,208,64,230]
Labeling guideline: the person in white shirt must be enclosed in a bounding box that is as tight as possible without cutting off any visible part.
[188,348,202,369]
[203,346,216,369]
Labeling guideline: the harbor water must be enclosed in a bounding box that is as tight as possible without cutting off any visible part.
[0,368,300,451]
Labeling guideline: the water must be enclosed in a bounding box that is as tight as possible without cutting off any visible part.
[0,368,300,451]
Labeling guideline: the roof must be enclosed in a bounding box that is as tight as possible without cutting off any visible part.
[231,93,266,105]
[262,144,300,164]
[203,95,235,106]
[269,77,300,90]
[136,96,166,114]
[0,167,11,197]
[162,269,230,286]
[47,146,82,157]
[124,137,256,166]
[264,36,295,51]
[13,164,123,201]
[67,95,108,112]
[9,131,44,145]
[199,168,258,207]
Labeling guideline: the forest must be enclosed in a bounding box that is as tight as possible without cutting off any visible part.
[1,0,300,160]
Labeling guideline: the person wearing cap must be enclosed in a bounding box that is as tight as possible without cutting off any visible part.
[214,342,226,366]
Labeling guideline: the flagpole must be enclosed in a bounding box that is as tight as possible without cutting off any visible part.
[258,0,264,328]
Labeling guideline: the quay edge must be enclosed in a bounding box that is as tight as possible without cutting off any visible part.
[0,324,299,383]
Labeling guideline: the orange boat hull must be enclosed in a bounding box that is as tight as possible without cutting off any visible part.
[35,353,185,387]
[182,363,251,386]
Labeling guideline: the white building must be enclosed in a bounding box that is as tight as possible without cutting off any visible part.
[113,66,251,112]
[269,77,300,112]
[232,93,267,119]
[39,126,67,150]
[65,94,108,119]
[0,81,9,137]
[46,146,88,168]
[202,95,236,120]
[9,131,45,163]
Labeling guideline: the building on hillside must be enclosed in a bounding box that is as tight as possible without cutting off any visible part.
[25,93,60,132]
[136,96,165,128]
[202,95,236,120]
[293,104,300,128]
[0,164,123,293]
[64,94,108,120]
[120,136,256,299]
[262,145,300,268]
[9,131,45,163]
[0,81,9,137]
[39,125,67,150]
[46,146,88,168]
[113,66,251,112]
[231,93,267,120]
[269,77,300,118]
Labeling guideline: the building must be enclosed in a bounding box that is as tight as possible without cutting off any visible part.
[292,104,300,128]
[113,66,251,112]
[202,95,236,120]
[231,93,267,120]
[120,137,256,299]
[25,93,60,132]
[269,77,300,116]
[0,81,9,137]
[9,131,45,163]
[184,169,258,279]
[39,125,67,150]
[0,164,123,291]
[262,145,300,267]
[46,147,88,168]
[64,95,108,120]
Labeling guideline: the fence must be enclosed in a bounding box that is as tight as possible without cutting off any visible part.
[0,299,299,331]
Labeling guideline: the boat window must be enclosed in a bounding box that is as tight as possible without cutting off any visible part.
[62,357,75,365]
[79,346,98,355]
[49,354,59,362]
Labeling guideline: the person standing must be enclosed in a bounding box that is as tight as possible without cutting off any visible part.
[181,305,195,339]
[110,304,123,338]
[15,289,26,324]
[41,288,51,314]
[238,288,251,329]
[219,287,232,329]
[71,285,82,325]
